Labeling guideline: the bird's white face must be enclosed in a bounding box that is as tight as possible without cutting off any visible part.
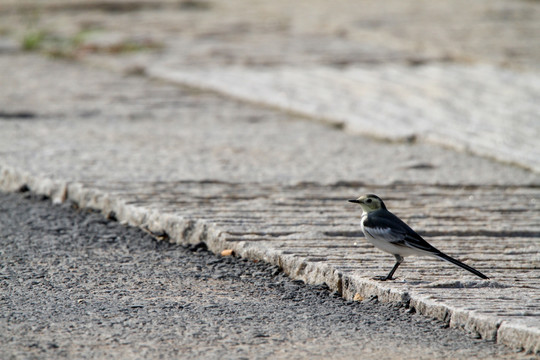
[348,194,385,213]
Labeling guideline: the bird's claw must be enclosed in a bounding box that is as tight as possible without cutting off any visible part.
[372,275,395,281]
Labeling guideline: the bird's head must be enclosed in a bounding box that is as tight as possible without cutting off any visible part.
[348,194,387,213]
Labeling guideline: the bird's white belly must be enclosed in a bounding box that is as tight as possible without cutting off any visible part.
[360,218,420,257]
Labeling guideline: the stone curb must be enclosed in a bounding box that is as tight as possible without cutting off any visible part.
[1,164,538,354]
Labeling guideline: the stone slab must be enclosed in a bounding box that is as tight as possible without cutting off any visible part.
[148,64,540,173]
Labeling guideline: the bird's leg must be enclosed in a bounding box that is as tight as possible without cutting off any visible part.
[373,255,404,281]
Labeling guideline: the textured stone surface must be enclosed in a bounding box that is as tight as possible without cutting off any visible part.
[1,168,539,353]
[1,0,540,353]
[1,53,540,353]
[148,64,540,172]
[3,0,540,69]
[1,0,540,172]
[0,55,537,186]
[2,191,530,359]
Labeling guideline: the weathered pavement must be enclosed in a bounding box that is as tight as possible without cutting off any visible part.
[3,191,532,359]
[1,0,540,355]
[4,0,538,170]
[1,53,539,355]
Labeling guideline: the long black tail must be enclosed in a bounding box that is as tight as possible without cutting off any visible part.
[435,252,489,279]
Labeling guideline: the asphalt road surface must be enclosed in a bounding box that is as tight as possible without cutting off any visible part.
[0,191,531,359]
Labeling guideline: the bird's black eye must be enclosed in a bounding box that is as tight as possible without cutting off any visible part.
[366,199,372,204]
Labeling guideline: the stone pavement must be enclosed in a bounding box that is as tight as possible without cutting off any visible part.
[1,0,540,354]
[1,191,530,360]
[1,53,539,354]
[2,0,540,171]
[148,64,540,172]
[4,0,538,170]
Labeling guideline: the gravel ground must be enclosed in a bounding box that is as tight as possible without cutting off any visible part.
[0,191,532,359]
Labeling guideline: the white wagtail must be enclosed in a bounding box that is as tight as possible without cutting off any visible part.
[348,194,489,281]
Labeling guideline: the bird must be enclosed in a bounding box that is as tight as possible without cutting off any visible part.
[348,194,489,281]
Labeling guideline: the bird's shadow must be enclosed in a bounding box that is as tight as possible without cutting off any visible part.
[372,278,510,289]
[425,280,509,289]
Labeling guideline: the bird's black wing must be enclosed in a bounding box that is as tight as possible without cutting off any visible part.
[365,210,489,279]
[365,210,440,253]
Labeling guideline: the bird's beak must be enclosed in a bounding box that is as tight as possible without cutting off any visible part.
[348,199,361,204]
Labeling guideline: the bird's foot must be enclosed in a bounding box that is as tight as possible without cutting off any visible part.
[372,275,395,281]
